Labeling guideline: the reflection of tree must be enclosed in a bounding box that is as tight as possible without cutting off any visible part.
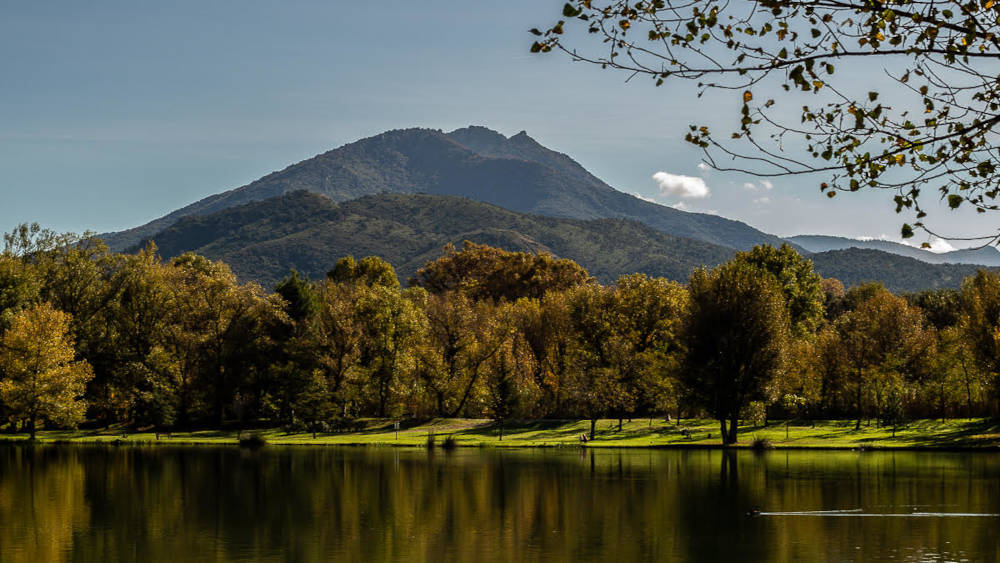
[1,448,998,561]
[0,447,90,563]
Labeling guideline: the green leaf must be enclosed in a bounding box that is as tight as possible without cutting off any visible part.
[562,3,582,17]
[901,223,914,238]
[947,194,963,208]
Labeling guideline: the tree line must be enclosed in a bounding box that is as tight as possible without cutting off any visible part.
[1,225,998,442]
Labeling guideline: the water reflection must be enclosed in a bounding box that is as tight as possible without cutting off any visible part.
[0,445,997,562]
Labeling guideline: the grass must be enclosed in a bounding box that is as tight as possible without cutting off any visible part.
[1,418,999,450]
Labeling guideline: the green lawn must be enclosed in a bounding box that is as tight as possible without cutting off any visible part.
[2,417,999,449]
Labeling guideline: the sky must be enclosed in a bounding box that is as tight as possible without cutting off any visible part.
[2,0,997,250]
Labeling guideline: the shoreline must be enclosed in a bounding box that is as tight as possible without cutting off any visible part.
[1,417,998,452]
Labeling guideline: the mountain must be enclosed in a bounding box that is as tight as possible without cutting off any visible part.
[102,126,791,252]
[140,191,739,288]
[788,234,1000,267]
[808,248,988,292]
[137,191,990,292]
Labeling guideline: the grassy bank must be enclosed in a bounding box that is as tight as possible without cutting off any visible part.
[2,418,999,449]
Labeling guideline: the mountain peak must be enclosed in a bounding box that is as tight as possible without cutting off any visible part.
[102,124,790,253]
[446,125,508,147]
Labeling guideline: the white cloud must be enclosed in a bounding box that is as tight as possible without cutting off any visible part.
[753,197,772,205]
[697,162,710,171]
[671,201,690,211]
[652,171,710,199]
[743,180,774,191]
[925,237,958,253]
[858,234,957,253]
[633,192,657,203]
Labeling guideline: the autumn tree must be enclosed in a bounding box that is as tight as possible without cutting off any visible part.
[609,274,688,417]
[482,304,539,439]
[164,253,287,425]
[830,286,936,428]
[328,255,399,289]
[534,0,1000,242]
[683,258,789,445]
[959,270,1000,412]
[98,246,181,427]
[353,284,426,418]
[509,293,576,415]
[736,245,824,337]
[422,292,509,416]
[563,283,630,439]
[411,241,592,302]
[0,303,94,439]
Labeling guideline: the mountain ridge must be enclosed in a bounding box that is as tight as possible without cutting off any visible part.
[135,190,990,293]
[102,126,793,252]
[788,234,1000,267]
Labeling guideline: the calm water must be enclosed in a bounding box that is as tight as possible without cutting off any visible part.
[0,445,998,562]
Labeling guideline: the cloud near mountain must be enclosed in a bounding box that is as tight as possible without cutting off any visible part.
[652,172,710,199]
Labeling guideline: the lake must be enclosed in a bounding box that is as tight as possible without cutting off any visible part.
[0,445,997,562]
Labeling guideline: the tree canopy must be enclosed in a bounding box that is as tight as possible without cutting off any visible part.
[533,0,1000,243]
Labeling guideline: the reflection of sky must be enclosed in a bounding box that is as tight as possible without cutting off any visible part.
[2,1,996,248]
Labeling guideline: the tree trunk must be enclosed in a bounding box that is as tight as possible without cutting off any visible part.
[28,415,36,441]
[590,418,597,441]
[498,420,504,441]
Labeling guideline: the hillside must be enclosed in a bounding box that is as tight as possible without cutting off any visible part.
[102,126,791,252]
[139,191,738,288]
[788,234,1000,267]
[136,191,990,292]
[809,248,988,292]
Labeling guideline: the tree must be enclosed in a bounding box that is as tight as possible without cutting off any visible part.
[164,253,287,425]
[563,283,632,439]
[353,285,426,417]
[959,270,1000,412]
[609,274,688,417]
[533,1,1000,242]
[0,303,94,439]
[275,270,321,326]
[683,259,789,445]
[482,304,539,439]
[411,241,592,302]
[327,255,399,289]
[831,287,936,428]
[422,292,508,417]
[99,246,181,427]
[737,245,824,337]
[510,293,576,415]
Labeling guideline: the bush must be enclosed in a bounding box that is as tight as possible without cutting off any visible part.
[442,435,458,450]
[751,437,772,452]
[239,433,267,448]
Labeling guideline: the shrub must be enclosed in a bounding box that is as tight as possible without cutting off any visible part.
[751,437,772,452]
[239,433,267,448]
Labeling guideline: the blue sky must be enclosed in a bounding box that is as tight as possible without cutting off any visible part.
[2,0,993,249]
